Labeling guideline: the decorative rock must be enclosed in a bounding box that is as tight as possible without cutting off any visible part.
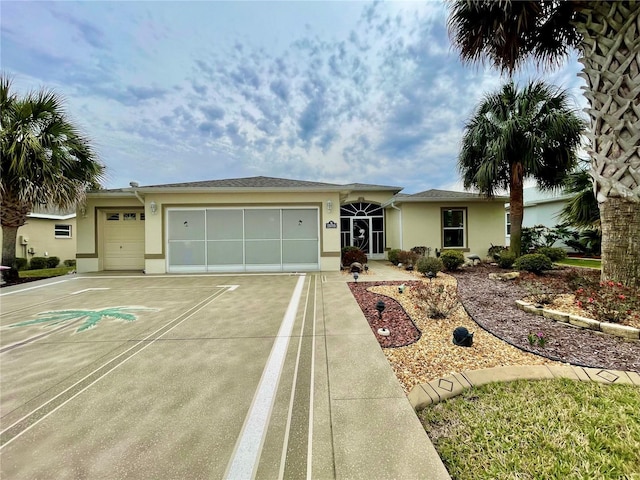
[488,272,520,281]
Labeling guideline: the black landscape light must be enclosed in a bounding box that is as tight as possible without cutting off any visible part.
[452,326,474,347]
[375,300,386,319]
[353,271,359,282]
[426,271,436,282]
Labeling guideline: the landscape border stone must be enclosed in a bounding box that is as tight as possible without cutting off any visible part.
[515,300,640,340]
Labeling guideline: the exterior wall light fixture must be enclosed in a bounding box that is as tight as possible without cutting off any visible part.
[150,201,157,214]
[327,200,333,212]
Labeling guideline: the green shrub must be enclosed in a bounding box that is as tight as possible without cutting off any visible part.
[397,250,420,266]
[29,257,49,270]
[341,246,367,267]
[535,247,567,262]
[13,257,28,271]
[514,253,553,274]
[46,256,60,268]
[488,245,508,261]
[440,250,465,271]
[388,249,401,265]
[417,256,443,276]
[63,259,76,267]
[497,250,517,269]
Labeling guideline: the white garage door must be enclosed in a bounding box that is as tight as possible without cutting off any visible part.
[103,211,145,270]
[167,208,319,273]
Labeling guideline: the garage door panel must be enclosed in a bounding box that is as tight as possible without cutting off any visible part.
[168,211,205,241]
[207,241,243,265]
[245,239,280,264]
[283,239,318,264]
[245,209,280,239]
[168,241,205,266]
[206,210,243,240]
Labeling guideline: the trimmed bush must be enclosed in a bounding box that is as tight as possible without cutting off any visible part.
[417,256,443,276]
[388,249,401,265]
[46,256,60,268]
[440,250,465,271]
[497,250,517,269]
[514,253,553,274]
[63,259,76,267]
[29,257,49,270]
[397,250,420,266]
[342,246,367,267]
[535,247,567,262]
[13,257,28,271]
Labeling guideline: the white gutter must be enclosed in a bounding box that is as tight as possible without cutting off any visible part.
[390,202,403,250]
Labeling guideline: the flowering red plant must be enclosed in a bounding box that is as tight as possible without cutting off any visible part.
[574,281,640,324]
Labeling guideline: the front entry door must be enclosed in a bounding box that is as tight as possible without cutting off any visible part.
[351,218,371,255]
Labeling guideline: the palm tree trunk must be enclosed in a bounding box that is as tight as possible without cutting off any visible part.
[574,1,640,286]
[1,225,19,281]
[600,198,640,287]
[1,193,31,281]
[509,165,524,257]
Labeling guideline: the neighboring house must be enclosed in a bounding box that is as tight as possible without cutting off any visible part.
[505,187,573,247]
[0,206,77,264]
[77,176,508,274]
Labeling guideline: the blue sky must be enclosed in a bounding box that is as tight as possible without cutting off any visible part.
[2,1,586,192]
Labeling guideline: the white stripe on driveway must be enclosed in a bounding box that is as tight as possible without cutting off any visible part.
[225,274,306,480]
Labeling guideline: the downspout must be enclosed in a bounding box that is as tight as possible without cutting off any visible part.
[390,202,403,250]
[132,190,145,206]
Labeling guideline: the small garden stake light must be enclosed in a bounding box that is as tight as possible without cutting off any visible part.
[398,284,405,294]
[375,300,386,319]
[353,271,359,282]
[426,271,436,282]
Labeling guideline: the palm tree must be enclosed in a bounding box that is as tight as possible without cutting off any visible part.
[0,75,104,281]
[559,164,600,229]
[459,80,585,257]
[448,1,640,286]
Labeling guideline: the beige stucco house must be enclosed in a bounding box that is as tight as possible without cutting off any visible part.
[0,207,77,265]
[76,176,508,274]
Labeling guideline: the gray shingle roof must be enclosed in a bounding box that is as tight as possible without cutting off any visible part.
[384,189,508,205]
[93,176,402,193]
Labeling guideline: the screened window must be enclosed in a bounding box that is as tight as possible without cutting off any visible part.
[442,208,466,248]
[55,224,72,238]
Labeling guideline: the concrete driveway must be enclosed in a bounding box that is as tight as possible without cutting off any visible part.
[0,270,449,479]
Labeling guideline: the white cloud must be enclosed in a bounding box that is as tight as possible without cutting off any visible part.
[1,1,586,192]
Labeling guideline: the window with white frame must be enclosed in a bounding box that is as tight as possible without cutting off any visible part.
[442,208,466,248]
[506,212,511,236]
[55,224,72,238]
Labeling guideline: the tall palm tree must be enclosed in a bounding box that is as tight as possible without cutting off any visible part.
[0,75,104,281]
[459,80,585,257]
[448,0,640,286]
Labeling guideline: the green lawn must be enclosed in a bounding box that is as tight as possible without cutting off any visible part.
[556,257,602,269]
[419,379,640,480]
[19,266,75,278]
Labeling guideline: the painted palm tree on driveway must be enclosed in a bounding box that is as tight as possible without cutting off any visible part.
[458,80,585,257]
[10,307,156,333]
[448,0,640,285]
